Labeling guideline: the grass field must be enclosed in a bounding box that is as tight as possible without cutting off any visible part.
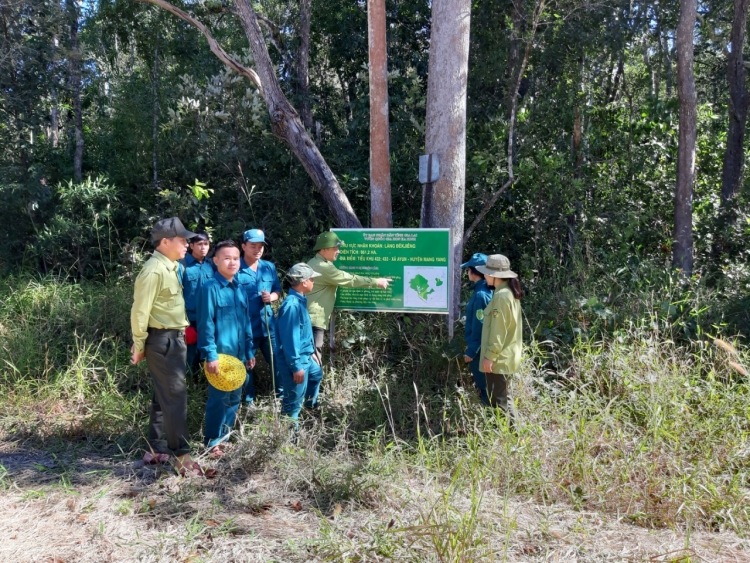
[0,275,748,562]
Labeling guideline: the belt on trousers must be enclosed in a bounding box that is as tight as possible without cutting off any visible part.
[147,328,185,337]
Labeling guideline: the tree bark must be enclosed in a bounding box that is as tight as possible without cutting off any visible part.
[67,0,83,182]
[664,31,673,98]
[140,0,361,228]
[720,0,750,206]
[368,0,392,228]
[152,46,159,189]
[421,0,471,328]
[296,0,313,131]
[673,0,697,276]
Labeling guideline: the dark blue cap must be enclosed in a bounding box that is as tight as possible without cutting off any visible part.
[461,253,488,268]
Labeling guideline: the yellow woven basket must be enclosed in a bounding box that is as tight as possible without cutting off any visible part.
[204,354,246,392]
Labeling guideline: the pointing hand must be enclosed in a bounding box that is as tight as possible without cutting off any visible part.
[376,278,393,289]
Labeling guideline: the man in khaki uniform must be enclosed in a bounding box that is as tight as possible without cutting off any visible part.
[306,231,391,358]
[131,217,214,477]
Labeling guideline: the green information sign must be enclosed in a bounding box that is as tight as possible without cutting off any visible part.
[332,228,451,314]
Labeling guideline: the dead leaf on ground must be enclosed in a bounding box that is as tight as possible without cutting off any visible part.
[77,514,88,522]
[331,503,342,520]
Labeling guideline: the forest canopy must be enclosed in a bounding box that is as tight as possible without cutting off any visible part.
[2,0,750,299]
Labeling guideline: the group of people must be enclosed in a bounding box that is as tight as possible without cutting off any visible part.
[130,217,523,477]
[460,253,524,413]
[130,218,390,477]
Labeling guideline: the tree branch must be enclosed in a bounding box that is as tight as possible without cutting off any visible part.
[137,0,263,91]
[255,13,293,69]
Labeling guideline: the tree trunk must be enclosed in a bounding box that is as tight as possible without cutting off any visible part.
[368,0,392,228]
[664,31,673,98]
[296,0,313,131]
[421,0,471,328]
[720,0,750,206]
[152,46,159,189]
[50,89,59,148]
[67,0,83,183]
[673,0,697,276]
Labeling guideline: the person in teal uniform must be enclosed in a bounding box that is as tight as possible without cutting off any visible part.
[461,253,493,404]
[275,263,324,422]
[236,228,282,403]
[181,231,214,376]
[197,240,255,456]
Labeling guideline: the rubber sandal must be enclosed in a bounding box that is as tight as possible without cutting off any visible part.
[174,459,217,479]
[143,452,171,465]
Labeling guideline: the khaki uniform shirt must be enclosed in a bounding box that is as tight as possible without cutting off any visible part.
[306,253,378,329]
[131,250,189,353]
[480,281,522,374]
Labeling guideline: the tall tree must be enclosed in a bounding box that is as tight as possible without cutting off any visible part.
[720,0,750,207]
[673,0,697,276]
[368,0,392,228]
[296,0,313,131]
[66,0,84,182]
[421,0,471,325]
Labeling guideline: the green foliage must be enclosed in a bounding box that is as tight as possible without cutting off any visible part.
[30,177,121,280]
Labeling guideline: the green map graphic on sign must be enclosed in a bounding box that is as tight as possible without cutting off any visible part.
[332,229,451,314]
[403,266,448,309]
[409,274,434,301]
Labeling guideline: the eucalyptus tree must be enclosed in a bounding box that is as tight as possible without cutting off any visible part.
[674,0,697,276]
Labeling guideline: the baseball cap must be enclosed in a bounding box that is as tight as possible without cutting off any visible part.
[461,253,488,268]
[151,217,197,242]
[243,228,266,243]
[287,263,322,284]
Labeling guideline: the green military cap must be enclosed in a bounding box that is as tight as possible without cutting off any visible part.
[313,231,345,251]
[287,263,322,284]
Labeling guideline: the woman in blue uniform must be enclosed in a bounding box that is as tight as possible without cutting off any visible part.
[461,253,493,404]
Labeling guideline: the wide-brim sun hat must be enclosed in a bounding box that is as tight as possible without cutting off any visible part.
[475,254,518,278]
[204,354,246,392]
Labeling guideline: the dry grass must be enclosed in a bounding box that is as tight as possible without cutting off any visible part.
[1,277,750,561]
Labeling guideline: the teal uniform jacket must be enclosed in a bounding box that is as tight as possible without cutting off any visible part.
[464,279,493,359]
[236,258,282,338]
[276,288,315,373]
[181,253,215,323]
[197,272,255,363]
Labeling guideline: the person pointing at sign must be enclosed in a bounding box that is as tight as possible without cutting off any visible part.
[307,231,392,360]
